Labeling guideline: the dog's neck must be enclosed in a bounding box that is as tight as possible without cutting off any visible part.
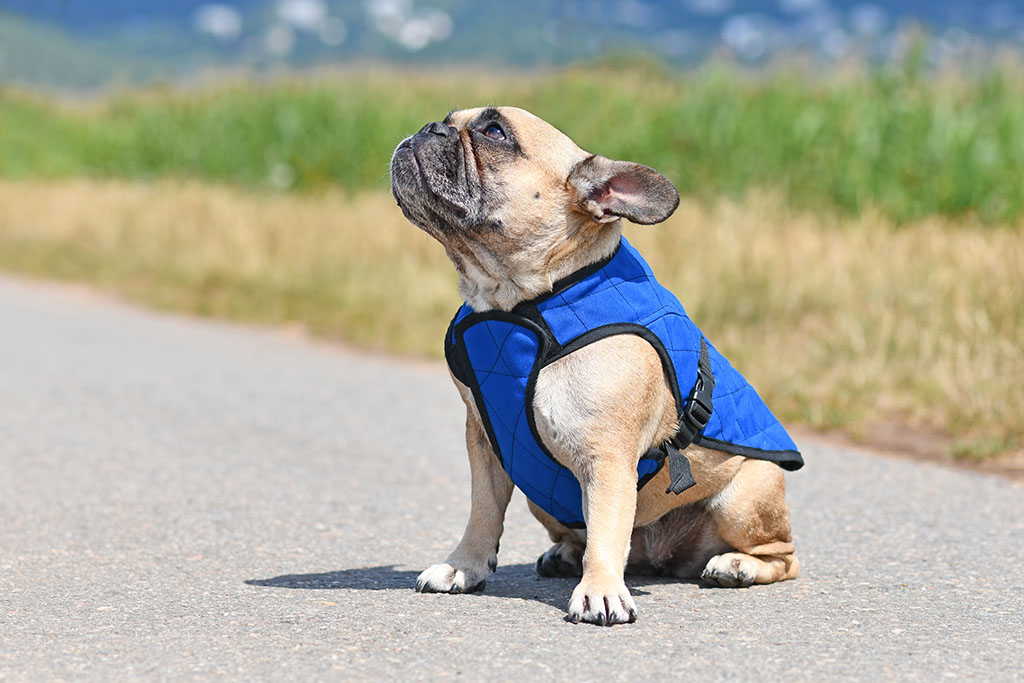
[452,223,622,312]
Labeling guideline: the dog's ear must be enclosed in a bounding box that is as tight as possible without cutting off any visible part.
[567,155,680,225]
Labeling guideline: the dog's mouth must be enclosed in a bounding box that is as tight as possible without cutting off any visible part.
[390,128,481,233]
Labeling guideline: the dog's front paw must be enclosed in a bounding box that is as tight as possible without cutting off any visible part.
[567,576,637,626]
[701,552,758,587]
[536,542,583,578]
[415,562,488,594]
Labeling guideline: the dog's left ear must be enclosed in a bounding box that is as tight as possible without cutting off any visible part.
[567,155,680,225]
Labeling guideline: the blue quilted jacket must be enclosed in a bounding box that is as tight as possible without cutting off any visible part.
[445,237,802,528]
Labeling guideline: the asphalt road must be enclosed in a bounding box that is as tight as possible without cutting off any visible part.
[1,274,1022,681]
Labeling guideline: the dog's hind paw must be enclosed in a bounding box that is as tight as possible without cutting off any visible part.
[536,542,584,578]
[701,552,758,588]
[415,563,487,594]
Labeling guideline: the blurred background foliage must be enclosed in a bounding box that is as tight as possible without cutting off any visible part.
[0,0,1022,461]
[5,62,1024,223]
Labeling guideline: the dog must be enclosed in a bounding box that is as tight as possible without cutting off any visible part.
[389,107,803,626]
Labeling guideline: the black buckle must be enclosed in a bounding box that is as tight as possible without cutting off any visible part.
[672,417,699,450]
[685,393,711,427]
[671,339,715,450]
[671,396,709,450]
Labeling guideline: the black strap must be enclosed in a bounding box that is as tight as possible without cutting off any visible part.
[663,441,697,493]
[643,338,715,495]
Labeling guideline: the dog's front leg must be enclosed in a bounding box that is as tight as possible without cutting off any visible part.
[567,457,639,625]
[416,406,513,594]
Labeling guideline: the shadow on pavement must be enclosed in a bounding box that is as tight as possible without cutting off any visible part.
[246,563,694,612]
[246,565,420,591]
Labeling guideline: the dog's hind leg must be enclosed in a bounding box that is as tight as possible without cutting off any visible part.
[416,405,514,594]
[529,500,586,577]
[700,458,800,587]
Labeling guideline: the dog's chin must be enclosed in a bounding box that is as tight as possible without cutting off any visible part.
[392,185,470,238]
[392,188,482,239]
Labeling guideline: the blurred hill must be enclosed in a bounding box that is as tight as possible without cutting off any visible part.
[3,0,1024,90]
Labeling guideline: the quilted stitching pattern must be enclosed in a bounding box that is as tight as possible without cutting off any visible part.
[461,320,582,525]
[703,341,795,451]
[448,237,799,528]
[535,238,798,454]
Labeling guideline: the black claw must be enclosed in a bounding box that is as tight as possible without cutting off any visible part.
[623,597,638,623]
[488,557,498,572]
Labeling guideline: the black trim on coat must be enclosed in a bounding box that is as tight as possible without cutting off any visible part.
[444,314,474,386]
[540,323,686,417]
[693,435,804,470]
[511,240,622,314]
[450,310,549,472]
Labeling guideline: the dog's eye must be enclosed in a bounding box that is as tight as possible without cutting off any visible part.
[483,123,506,140]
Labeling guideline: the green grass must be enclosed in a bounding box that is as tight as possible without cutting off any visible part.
[5,65,1024,222]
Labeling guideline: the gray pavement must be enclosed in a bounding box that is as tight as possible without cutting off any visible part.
[0,274,1021,681]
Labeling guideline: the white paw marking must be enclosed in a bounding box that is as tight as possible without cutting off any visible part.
[566,577,638,626]
[415,562,487,594]
[702,552,758,587]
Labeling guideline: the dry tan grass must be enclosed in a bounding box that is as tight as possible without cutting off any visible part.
[0,179,1020,459]
[630,195,1024,459]
[0,179,454,355]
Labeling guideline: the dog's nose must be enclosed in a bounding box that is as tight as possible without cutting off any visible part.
[419,121,456,138]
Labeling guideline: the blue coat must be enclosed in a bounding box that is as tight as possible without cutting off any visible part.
[445,237,802,528]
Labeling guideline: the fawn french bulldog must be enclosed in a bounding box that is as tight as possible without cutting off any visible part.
[390,107,802,626]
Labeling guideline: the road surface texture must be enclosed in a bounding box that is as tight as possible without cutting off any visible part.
[1,274,1021,681]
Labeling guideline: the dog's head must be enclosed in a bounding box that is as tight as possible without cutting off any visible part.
[390,106,679,310]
